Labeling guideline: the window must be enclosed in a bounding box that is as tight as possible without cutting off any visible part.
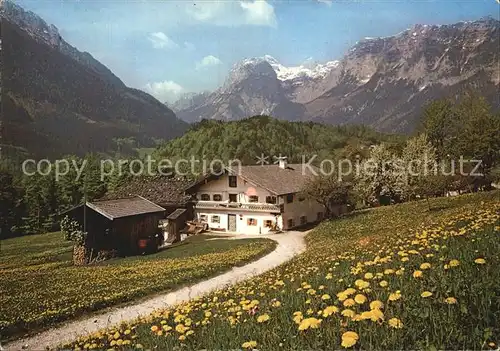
[229,194,238,203]
[266,196,277,204]
[317,212,324,221]
[247,218,257,226]
[300,216,307,225]
[286,194,294,203]
[211,215,220,223]
[249,195,259,203]
[287,218,295,228]
[229,175,237,188]
[200,194,210,201]
[200,215,208,222]
[264,220,273,228]
[213,194,222,201]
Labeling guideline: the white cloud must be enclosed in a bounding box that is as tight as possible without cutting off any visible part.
[240,0,277,27]
[316,0,333,6]
[185,1,276,27]
[148,32,178,50]
[196,55,222,70]
[144,80,184,103]
[184,41,196,51]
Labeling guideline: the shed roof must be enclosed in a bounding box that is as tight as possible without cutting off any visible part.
[87,196,166,220]
[167,208,187,220]
[100,175,193,205]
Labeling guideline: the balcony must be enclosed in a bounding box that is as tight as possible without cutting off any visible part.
[193,201,281,213]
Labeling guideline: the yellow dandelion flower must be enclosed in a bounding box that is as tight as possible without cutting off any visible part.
[449,259,460,267]
[321,294,331,301]
[388,291,402,301]
[322,305,339,317]
[298,317,322,331]
[354,294,367,304]
[341,309,356,318]
[257,314,270,323]
[388,317,403,329]
[420,263,431,270]
[355,279,370,289]
[242,341,258,349]
[379,280,388,287]
[364,272,374,279]
[341,331,359,348]
[474,258,486,264]
[369,308,384,322]
[413,270,423,278]
[444,297,457,304]
[343,298,356,307]
[421,291,433,298]
[345,288,357,295]
[175,324,187,334]
[337,292,349,301]
[178,335,186,341]
[150,325,159,333]
[370,300,384,310]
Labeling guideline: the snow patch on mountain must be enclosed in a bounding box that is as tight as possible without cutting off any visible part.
[262,55,340,81]
[238,55,339,82]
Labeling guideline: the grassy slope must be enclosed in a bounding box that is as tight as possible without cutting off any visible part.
[62,191,500,350]
[0,233,276,341]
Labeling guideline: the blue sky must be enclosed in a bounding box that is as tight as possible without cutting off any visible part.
[15,0,500,103]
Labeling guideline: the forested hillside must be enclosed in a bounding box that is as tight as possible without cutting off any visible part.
[155,116,404,165]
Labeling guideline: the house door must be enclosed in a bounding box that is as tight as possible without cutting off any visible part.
[228,214,237,232]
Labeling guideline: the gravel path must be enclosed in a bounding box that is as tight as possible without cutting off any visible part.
[4,231,307,350]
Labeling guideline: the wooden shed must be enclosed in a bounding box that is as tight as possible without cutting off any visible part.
[62,196,166,257]
[162,208,187,244]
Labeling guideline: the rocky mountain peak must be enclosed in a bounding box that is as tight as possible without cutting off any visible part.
[1,0,123,86]
[175,17,498,133]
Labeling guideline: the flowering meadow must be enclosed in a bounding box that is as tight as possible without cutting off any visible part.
[60,191,499,350]
[0,235,275,340]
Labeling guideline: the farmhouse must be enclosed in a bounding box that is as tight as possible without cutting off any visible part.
[185,160,327,234]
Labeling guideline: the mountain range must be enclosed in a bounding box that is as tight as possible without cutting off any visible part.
[1,0,187,159]
[173,18,500,133]
[1,0,498,161]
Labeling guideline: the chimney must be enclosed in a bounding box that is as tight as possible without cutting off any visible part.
[278,157,288,169]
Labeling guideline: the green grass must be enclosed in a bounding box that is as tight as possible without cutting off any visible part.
[60,191,500,351]
[0,232,276,341]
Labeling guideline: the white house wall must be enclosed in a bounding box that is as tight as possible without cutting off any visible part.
[195,174,274,203]
[195,210,281,235]
[281,195,324,230]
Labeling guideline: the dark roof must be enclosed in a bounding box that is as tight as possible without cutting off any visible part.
[228,164,318,195]
[186,163,318,196]
[100,175,193,205]
[87,196,166,220]
[167,208,187,220]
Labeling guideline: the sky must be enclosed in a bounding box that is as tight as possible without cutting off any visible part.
[15,0,500,103]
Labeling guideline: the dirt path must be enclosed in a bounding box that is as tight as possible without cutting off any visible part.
[4,231,307,350]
